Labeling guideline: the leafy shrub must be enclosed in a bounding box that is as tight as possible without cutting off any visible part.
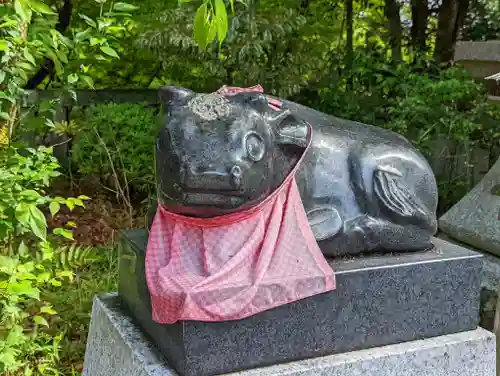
[49,245,119,375]
[72,104,158,196]
[300,60,500,212]
[0,146,88,375]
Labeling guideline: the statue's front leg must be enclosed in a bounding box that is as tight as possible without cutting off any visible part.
[317,214,378,257]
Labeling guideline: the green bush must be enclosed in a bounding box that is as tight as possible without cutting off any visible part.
[0,146,89,375]
[301,61,500,212]
[72,104,158,197]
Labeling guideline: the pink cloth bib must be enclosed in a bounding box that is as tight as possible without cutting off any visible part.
[145,86,336,324]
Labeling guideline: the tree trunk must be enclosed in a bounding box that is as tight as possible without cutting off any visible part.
[434,0,470,64]
[345,0,354,88]
[385,0,403,62]
[411,0,428,53]
[346,0,353,69]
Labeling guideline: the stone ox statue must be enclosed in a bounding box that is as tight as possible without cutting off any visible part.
[154,86,438,257]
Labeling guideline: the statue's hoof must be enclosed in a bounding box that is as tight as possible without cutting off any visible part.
[306,206,343,241]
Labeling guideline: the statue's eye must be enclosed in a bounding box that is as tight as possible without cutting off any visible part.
[244,132,265,162]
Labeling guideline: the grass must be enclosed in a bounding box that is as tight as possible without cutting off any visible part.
[49,245,120,375]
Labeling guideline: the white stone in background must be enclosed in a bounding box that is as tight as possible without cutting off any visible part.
[83,293,496,376]
[439,157,500,257]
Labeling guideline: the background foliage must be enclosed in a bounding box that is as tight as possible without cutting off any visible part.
[2,0,500,373]
[72,104,158,196]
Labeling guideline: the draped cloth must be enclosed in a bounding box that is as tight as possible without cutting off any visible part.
[145,86,336,324]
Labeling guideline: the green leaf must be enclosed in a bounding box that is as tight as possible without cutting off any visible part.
[28,205,47,241]
[194,3,210,49]
[0,71,5,84]
[40,306,57,315]
[0,255,17,275]
[56,49,68,64]
[90,37,103,46]
[29,0,56,14]
[79,14,97,28]
[65,199,75,211]
[22,261,35,272]
[75,28,93,42]
[49,278,61,287]
[23,48,36,65]
[16,272,37,280]
[0,91,15,104]
[53,227,74,240]
[214,0,228,44]
[18,241,29,256]
[33,315,49,327]
[78,195,90,200]
[67,73,79,84]
[15,203,30,228]
[113,2,139,11]
[74,198,85,207]
[56,270,74,281]
[9,280,40,299]
[18,62,34,70]
[49,201,60,217]
[0,112,9,121]
[100,46,119,58]
[5,324,25,347]
[0,40,8,51]
[0,348,18,368]
[206,19,217,44]
[80,75,94,89]
[20,189,41,200]
[36,272,50,283]
[46,50,62,74]
[15,0,31,22]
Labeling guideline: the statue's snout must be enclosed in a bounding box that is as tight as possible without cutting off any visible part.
[179,163,244,192]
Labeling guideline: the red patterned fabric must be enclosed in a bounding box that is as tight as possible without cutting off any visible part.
[145,86,336,324]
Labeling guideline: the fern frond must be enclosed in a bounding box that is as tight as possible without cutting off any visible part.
[54,244,102,270]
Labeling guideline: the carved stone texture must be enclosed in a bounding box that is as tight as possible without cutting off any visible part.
[155,86,438,257]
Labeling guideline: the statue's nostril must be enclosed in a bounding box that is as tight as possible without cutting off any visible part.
[172,182,182,192]
[230,165,242,178]
[230,165,243,188]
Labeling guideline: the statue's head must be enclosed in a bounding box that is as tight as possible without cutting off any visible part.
[155,86,310,217]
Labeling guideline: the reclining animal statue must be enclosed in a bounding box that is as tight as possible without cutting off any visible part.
[153,86,438,257]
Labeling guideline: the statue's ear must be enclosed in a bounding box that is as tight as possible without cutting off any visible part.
[158,86,194,105]
[270,109,309,148]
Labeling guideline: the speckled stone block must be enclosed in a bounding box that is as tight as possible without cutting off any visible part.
[438,233,500,331]
[117,229,483,376]
[82,294,496,376]
[439,156,500,257]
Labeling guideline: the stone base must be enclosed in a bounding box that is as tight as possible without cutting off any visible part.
[118,229,483,376]
[82,294,496,376]
[439,233,500,331]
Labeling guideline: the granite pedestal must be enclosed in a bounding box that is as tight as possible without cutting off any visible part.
[438,232,500,331]
[439,156,500,256]
[117,229,483,376]
[82,294,496,376]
